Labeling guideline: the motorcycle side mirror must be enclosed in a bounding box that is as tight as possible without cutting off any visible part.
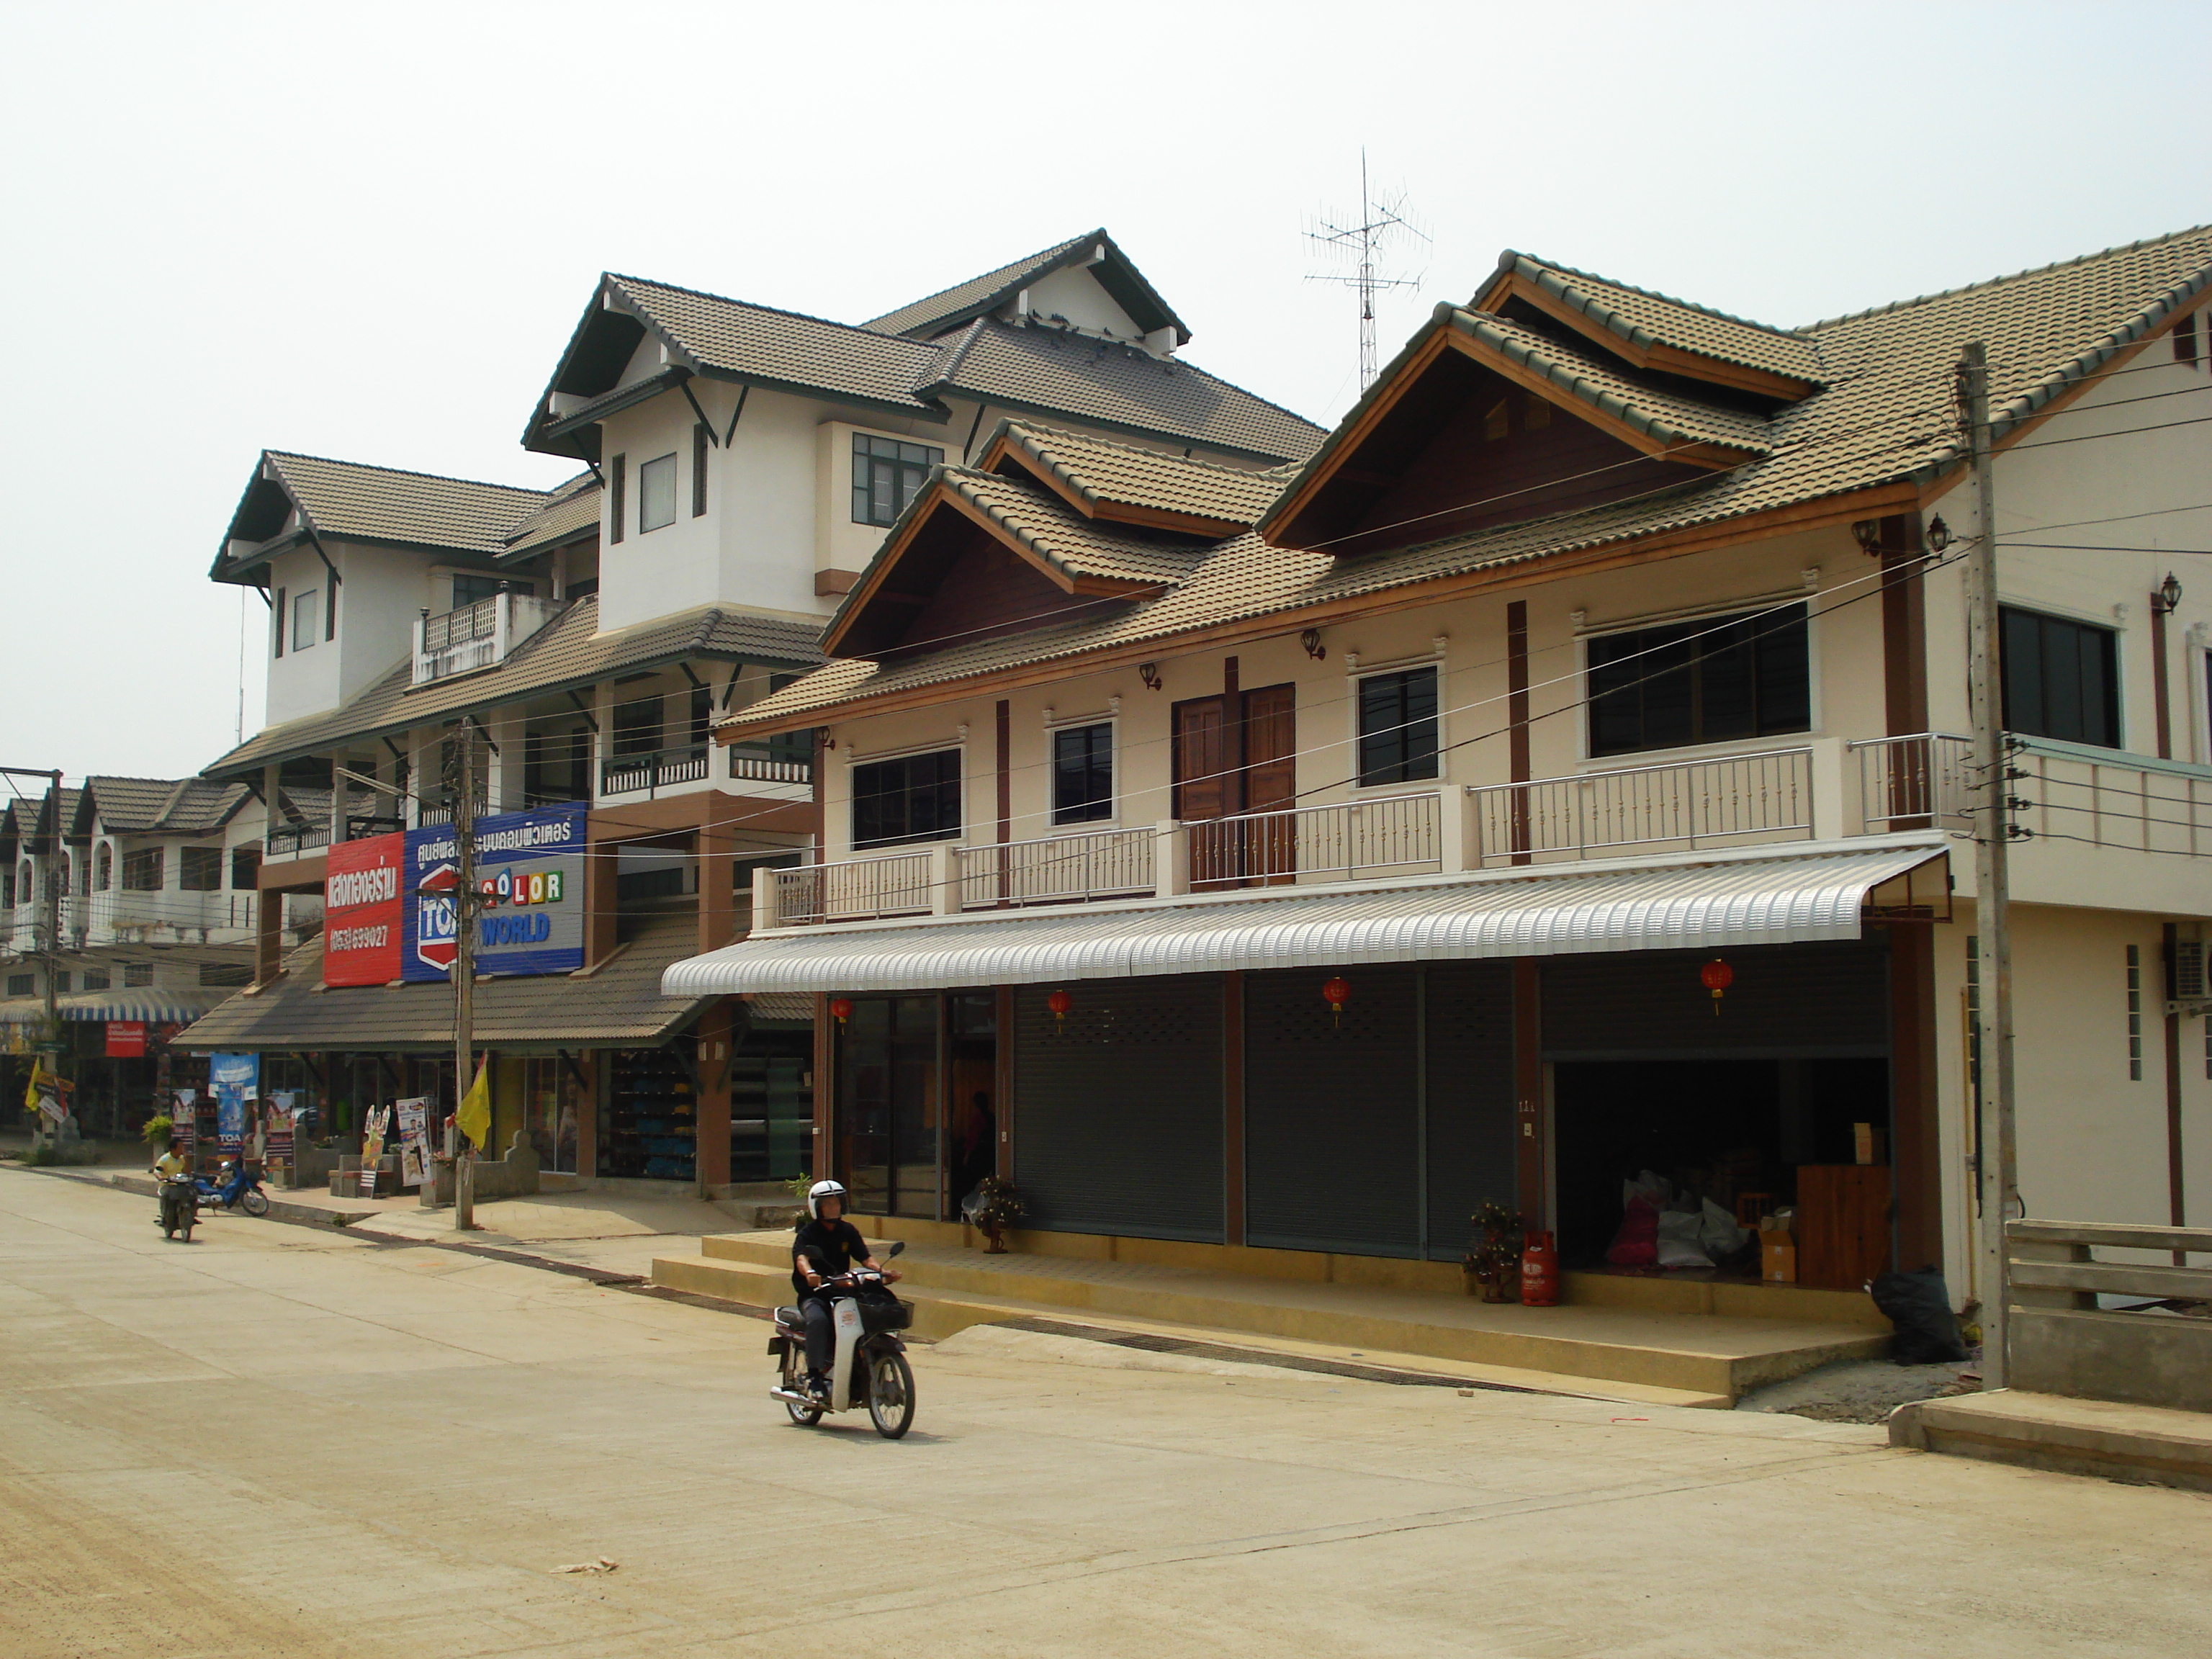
[886,1241,906,1259]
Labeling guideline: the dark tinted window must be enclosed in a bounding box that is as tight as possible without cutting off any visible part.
[1357,667,1439,786]
[1588,604,1810,757]
[851,434,944,526]
[179,848,223,891]
[1052,724,1115,824]
[2002,607,2119,748]
[851,750,961,848]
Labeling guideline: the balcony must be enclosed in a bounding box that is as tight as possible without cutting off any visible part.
[728,742,813,787]
[601,745,709,798]
[267,814,402,856]
[411,590,562,686]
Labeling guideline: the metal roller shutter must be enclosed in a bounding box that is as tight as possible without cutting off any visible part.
[1245,966,1421,1257]
[1423,961,1516,1262]
[1012,977,1223,1241]
[1542,941,1890,1058]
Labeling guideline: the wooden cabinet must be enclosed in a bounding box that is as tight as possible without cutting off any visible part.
[1795,1164,1891,1290]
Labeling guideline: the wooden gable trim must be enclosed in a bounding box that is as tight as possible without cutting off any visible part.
[1474,271,1819,401]
[722,478,1924,739]
[1261,328,1455,544]
[935,484,1157,597]
[1439,328,1755,472]
[818,476,959,657]
[979,430,1254,539]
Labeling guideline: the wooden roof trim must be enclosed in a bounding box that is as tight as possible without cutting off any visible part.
[818,477,958,657]
[1439,330,1754,472]
[1475,271,1820,401]
[1261,328,1455,546]
[718,480,1923,739]
[979,431,1254,538]
[935,487,1082,593]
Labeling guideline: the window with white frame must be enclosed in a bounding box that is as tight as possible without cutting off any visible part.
[1052,723,1115,824]
[851,749,961,848]
[1357,667,1440,786]
[639,453,678,532]
[94,844,112,889]
[292,589,319,652]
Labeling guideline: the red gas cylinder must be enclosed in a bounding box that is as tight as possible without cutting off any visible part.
[1520,1231,1560,1306]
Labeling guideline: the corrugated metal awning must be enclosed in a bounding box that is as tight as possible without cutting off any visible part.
[663,837,1950,996]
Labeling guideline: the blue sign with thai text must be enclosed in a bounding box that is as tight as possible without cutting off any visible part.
[400,803,587,981]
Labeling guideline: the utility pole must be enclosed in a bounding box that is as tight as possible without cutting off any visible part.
[1960,340,2019,1388]
[4,767,66,1145]
[451,722,478,1233]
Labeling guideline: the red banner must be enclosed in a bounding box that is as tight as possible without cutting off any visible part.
[104,1021,147,1058]
[323,832,404,986]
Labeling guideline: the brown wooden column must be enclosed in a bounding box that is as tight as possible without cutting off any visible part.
[994,985,1015,1181]
[2165,922,2188,1244]
[583,816,618,967]
[1506,602,1532,864]
[568,1051,598,1179]
[1223,971,1246,1246]
[1889,925,1943,1268]
[697,812,734,955]
[811,992,835,1183]
[254,889,286,985]
[693,1002,732,1193]
[1512,956,1545,1226]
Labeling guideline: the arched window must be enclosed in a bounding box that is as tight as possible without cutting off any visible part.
[95,843,112,891]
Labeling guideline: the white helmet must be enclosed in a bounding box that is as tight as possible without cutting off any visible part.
[806,1179,848,1220]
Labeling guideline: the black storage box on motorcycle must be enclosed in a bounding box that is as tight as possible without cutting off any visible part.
[858,1292,912,1334]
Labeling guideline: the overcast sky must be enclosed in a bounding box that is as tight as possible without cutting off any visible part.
[4,0,2206,786]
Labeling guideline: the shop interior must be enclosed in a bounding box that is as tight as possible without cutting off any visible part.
[839,992,996,1219]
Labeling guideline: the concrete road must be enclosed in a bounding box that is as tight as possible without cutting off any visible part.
[3,1169,2206,1659]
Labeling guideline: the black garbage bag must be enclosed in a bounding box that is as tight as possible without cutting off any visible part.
[1871,1267,1969,1364]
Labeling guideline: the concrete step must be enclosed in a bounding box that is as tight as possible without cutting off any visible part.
[1890,1388,2212,1492]
[646,1251,1730,1408]
[664,1231,1884,1401]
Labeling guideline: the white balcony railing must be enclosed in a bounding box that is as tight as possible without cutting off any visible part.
[1853,732,1974,831]
[960,826,1157,909]
[1189,792,1443,887]
[411,590,562,686]
[2012,736,2212,854]
[1469,747,1814,867]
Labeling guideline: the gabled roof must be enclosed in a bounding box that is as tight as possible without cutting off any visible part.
[80,777,252,837]
[725,223,2212,737]
[214,451,577,583]
[984,420,1290,535]
[1478,251,1823,395]
[201,596,826,780]
[500,472,601,562]
[863,230,1190,345]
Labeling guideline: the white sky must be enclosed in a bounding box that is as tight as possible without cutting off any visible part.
[4,0,2207,786]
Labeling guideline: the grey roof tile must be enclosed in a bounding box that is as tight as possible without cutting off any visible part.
[264,452,559,554]
[863,233,1093,338]
[83,777,252,835]
[502,473,601,557]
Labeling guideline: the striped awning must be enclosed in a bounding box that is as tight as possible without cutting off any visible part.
[58,991,236,1024]
[662,836,1950,996]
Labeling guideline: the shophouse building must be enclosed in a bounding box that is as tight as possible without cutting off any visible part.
[670,227,2212,1315]
[175,230,1323,1190]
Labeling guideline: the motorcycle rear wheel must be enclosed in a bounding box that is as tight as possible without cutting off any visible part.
[865,1349,915,1439]
[242,1190,270,1218]
[783,1395,823,1426]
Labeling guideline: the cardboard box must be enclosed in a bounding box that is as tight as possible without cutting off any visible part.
[1761,1234,1798,1284]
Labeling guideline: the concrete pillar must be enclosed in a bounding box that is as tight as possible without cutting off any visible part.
[488,711,526,816]
[693,1002,732,1195]
[262,762,283,853]
[698,813,734,955]
[328,753,348,846]
[255,884,285,986]
[583,814,618,968]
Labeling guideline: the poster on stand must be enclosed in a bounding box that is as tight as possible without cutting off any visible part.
[265,1090,298,1166]
[403,804,586,982]
[395,1097,429,1188]
[323,833,405,986]
[210,1053,258,1151]
[173,1089,198,1152]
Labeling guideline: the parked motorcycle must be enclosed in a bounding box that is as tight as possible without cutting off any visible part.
[158,1174,197,1242]
[193,1159,271,1218]
[768,1240,915,1438]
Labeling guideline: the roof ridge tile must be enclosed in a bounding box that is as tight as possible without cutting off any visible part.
[1802,222,2212,331]
[1500,249,1809,341]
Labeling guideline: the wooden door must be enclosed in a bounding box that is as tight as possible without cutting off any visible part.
[1240,684,1297,884]
[1174,696,1235,889]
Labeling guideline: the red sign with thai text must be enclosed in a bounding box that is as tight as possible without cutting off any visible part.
[323,832,404,986]
[104,1021,146,1058]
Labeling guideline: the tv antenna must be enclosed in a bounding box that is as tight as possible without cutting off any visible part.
[1305,151,1428,392]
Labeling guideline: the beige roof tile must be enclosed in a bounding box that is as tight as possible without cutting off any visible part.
[995,421,1288,526]
[942,469,1212,588]
[1496,251,1824,382]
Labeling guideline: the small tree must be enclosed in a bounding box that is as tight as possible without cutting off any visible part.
[1462,1200,1524,1301]
[140,1113,174,1150]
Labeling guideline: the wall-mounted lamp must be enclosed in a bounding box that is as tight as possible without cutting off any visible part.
[1925,516,1953,554]
[2153,572,2185,616]
[1851,518,1883,556]
[1300,629,1326,661]
[1138,662,1162,692]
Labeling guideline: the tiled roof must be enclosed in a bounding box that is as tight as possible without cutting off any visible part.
[1444,310,1773,455]
[727,225,2212,734]
[503,473,601,557]
[171,912,709,1053]
[202,596,826,778]
[938,469,1213,588]
[921,319,1323,461]
[994,421,1290,526]
[82,777,251,835]
[1493,251,1824,383]
[863,233,1093,338]
[264,452,559,555]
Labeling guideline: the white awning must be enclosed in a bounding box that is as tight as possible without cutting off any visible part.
[664,837,1949,997]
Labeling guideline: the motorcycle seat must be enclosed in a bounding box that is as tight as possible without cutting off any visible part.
[773,1307,804,1328]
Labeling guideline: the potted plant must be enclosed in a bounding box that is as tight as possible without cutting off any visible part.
[1462,1201,1524,1302]
[965,1177,1024,1254]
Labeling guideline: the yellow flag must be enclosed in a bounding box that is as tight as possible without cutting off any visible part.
[456,1059,491,1151]
[23,1059,45,1112]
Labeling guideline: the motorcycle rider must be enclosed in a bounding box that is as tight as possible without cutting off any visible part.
[150,1136,192,1235]
[791,1179,899,1402]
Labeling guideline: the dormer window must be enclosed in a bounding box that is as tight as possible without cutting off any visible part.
[292,589,319,651]
[639,453,678,532]
[852,435,943,527]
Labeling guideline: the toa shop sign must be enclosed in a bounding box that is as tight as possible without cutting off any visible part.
[402,803,586,981]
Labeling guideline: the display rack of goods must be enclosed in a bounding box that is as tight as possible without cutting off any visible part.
[607,1048,695,1181]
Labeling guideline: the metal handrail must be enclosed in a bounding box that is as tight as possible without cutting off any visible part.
[1469,747,1813,866]
[959,825,1156,908]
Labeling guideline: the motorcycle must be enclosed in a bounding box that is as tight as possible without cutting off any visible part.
[158,1173,198,1242]
[768,1240,916,1438]
[193,1159,271,1218]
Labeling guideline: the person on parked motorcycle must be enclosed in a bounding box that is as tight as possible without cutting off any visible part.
[791,1180,899,1401]
[151,1137,192,1233]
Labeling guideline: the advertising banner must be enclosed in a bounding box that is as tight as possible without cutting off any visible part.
[396,1097,430,1188]
[403,804,587,983]
[174,1088,199,1153]
[323,831,405,986]
[265,1090,298,1166]
[104,1020,147,1058]
[210,1052,258,1151]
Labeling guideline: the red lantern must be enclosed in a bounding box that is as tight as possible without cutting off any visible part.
[828,997,853,1026]
[1321,975,1352,1028]
[1046,988,1073,1029]
[1699,958,1733,1017]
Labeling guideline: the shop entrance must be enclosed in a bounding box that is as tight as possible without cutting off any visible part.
[837,992,996,1220]
[1552,1056,1892,1276]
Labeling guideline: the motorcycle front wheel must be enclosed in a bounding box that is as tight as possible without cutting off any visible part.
[865,1349,915,1439]
[242,1189,270,1218]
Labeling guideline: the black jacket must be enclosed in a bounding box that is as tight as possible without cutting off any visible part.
[791,1216,871,1297]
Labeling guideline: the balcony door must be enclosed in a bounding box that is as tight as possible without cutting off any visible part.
[1174,684,1295,889]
